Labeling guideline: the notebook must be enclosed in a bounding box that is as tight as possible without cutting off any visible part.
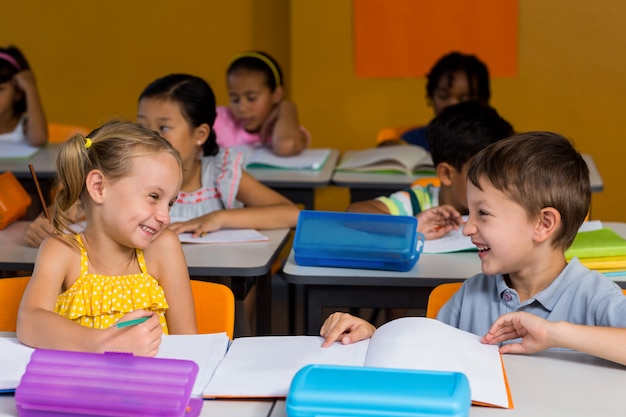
[243,147,332,170]
[0,142,40,160]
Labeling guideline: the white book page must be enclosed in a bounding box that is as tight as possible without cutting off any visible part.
[364,317,510,408]
[0,338,34,391]
[203,336,369,397]
[157,333,230,397]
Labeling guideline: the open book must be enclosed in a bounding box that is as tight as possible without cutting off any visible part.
[0,319,512,408]
[243,147,332,170]
[0,142,40,160]
[336,145,434,175]
[205,318,512,408]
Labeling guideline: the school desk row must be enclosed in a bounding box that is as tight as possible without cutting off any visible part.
[0,145,604,211]
[0,221,291,336]
[0,331,625,416]
[3,221,626,337]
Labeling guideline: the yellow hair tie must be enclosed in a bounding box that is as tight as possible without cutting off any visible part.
[84,137,92,149]
[230,51,281,87]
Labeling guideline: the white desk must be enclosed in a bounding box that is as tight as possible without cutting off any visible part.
[333,153,604,202]
[284,222,626,335]
[0,221,291,335]
[1,350,624,417]
[246,149,340,209]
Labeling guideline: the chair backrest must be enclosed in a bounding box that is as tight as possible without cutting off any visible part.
[411,177,441,188]
[48,123,91,144]
[190,280,235,339]
[426,282,463,319]
[376,125,418,145]
[0,276,30,332]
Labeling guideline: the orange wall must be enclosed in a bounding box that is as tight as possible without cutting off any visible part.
[2,1,625,221]
[0,0,291,127]
[291,1,626,220]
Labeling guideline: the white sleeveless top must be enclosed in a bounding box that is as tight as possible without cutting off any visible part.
[0,116,26,143]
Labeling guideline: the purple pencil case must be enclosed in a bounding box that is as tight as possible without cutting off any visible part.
[15,349,202,417]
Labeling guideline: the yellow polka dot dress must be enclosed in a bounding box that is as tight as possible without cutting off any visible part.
[55,235,169,333]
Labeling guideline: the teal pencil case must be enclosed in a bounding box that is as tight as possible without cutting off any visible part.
[293,210,424,271]
[286,364,471,417]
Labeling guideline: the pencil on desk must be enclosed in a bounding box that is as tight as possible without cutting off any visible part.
[28,163,50,220]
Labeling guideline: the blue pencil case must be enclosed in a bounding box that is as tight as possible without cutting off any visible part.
[293,210,424,271]
[15,349,202,417]
[286,364,471,417]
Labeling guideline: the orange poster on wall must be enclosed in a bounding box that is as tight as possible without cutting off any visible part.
[354,0,518,78]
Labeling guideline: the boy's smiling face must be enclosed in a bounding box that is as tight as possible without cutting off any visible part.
[462,178,537,277]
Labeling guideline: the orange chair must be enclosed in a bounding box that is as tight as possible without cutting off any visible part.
[48,123,91,144]
[0,276,30,332]
[411,177,441,188]
[376,125,418,146]
[425,282,463,319]
[190,280,235,339]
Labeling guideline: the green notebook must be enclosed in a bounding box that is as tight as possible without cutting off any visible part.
[565,228,626,259]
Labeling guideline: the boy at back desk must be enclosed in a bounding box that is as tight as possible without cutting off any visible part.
[322,132,626,346]
[348,100,514,240]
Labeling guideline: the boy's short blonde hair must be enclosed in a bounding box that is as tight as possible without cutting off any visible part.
[467,131,590,249]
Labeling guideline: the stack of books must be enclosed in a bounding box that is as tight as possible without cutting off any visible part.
[565,225,626,277]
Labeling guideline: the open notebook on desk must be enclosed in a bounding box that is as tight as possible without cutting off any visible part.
[1,318,512,408]
[336,145,434,175]
[0,142,40,160]
[237,146,332,170]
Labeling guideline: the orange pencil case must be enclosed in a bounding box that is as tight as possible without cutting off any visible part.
[0,171,32,230]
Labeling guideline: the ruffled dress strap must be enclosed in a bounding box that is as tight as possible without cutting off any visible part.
[54,235,169,333]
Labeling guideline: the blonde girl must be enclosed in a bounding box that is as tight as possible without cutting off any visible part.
[17,120,197,357]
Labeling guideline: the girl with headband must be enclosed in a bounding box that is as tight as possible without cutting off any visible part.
[0,45,48,146]
[213,51,310,156]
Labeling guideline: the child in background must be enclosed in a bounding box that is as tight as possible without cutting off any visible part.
[321,132,626,347]
[481,311,626,366]
[380,51,490,150]
[214,51,309,156]
[17,120,197,356]
[0,45,47,146]
[137,73,300,236]
[349,100,514,240]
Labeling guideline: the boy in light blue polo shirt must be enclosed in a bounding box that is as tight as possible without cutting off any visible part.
[321,132,626,347]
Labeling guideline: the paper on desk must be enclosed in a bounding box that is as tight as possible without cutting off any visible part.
[170,217,269,244]
[0,142,40,160]
[0,338,34,391]
[177,229,269,244]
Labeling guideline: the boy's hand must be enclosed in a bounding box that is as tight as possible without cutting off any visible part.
[320,312,376,347]
[480,311,552,354]
[416,205,464,240]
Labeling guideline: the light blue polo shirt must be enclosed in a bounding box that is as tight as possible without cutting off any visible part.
[437,258,626,338]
